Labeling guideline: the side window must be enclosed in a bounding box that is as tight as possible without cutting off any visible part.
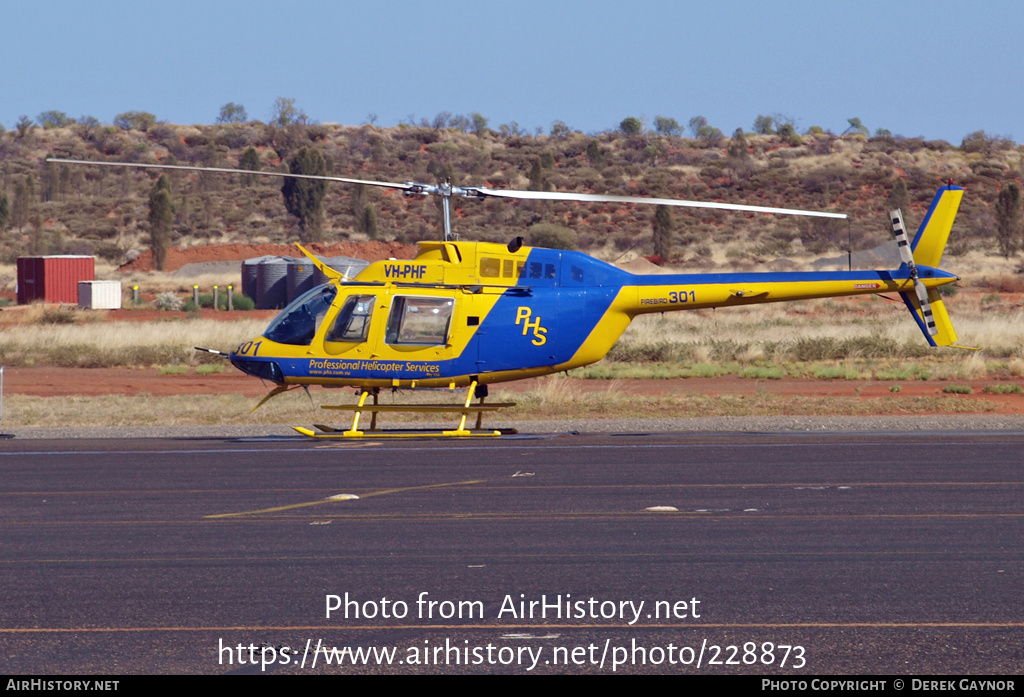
[385,297,454,346]
[326,295,375,342]
[480,257,501,278]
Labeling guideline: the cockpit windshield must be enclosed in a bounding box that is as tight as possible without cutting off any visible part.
[263,284,337,346]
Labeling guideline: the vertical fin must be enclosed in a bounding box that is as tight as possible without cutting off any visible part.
[901,289,958,347]
[911,186,964,268]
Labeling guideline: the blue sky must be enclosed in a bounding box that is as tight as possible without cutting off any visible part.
[3,0,1021,143]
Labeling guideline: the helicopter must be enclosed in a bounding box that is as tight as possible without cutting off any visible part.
[48,158,966,438]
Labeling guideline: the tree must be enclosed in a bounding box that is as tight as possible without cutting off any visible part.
[0,193,9,230]
[690,116,722,146]
[15,115,34,138]
[586,139,603,164]
[620,116,642,136]
[37,110,74,129]
[652,205,673,258]
[471,113,488,136]
[148,175,174,272]
[728,128,749,159]
[528,158,545,191]
[550,120,571,138]
[114,111,157,131]
[11,175,35,231]
[45,163,64,202]
[240,147,260,187]
[753,115,776,135]
[888,178,909,215]
[527,223,577,250]
[362,203,378,239]
[961,130,1009,154]
[217,102,248,124]
[995,182,1021,258]
[281,146,328,242]
[842,117,869,136]
[654,116,681,136]
[271,97,306,127]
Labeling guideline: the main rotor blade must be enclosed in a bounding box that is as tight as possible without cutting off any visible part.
[49,158,848,219]
[466,187,848,219]
[46,158,416,192]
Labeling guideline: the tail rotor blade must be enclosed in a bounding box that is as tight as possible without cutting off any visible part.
[914,278,938,336]
[889,208,916,267]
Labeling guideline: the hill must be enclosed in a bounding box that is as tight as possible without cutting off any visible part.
[1,120,1021,269]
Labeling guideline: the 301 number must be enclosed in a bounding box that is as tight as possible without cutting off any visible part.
[668,290,695,303]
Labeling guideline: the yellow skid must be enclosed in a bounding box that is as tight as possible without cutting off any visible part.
[294,380,513,438]
[321,402,515,413]
[293,426,504,438]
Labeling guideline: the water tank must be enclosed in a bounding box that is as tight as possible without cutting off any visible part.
[241,255,277,303]
[286,259,320,303]
[255,256,291,309]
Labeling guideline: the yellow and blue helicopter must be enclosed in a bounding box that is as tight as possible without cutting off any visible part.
[49,158,965,438]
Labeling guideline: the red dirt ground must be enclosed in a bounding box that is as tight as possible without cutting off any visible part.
[4,368,1022,415]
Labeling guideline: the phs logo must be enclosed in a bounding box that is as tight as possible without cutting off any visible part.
[515,307,547,346]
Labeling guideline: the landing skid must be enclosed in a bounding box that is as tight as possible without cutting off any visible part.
[293,381,516,438]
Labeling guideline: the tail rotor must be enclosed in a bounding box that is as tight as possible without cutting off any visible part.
[890,208,937,337]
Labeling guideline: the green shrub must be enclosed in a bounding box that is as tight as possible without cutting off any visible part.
[942,384,973,394]
[982,384,1024,394]
[198,293,228,310]
[38,308,78,325]
[231,294,256,311]
[738,366,784,380]
[527,223,578,250]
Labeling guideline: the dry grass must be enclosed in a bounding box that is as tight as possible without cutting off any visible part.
[3,393,318,427]
[604,292,1024,372]
[489,384,996,420]
[0,318,267,367]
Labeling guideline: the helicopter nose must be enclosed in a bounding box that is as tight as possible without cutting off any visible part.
[229,339,285,383]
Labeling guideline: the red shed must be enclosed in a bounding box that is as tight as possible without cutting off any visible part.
[17,256,95,304]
